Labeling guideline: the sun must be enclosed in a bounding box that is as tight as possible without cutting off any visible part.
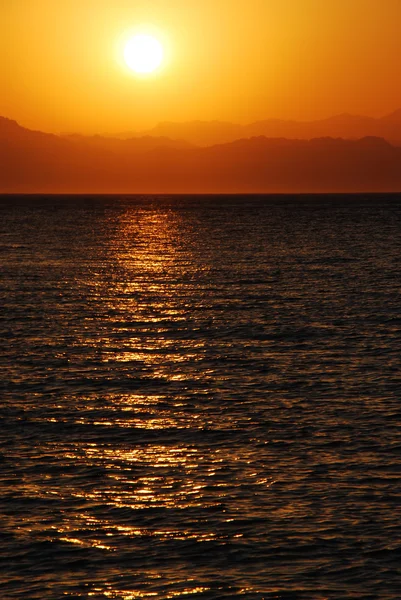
[124,34,164,74]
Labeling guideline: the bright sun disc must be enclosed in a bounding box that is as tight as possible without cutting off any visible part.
[124,35,164,74]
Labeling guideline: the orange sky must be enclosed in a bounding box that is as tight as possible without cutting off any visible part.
[2,0,401,134]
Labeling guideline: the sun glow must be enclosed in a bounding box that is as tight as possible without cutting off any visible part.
[124,34,164,74]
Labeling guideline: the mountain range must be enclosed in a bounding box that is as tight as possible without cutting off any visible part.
[133,110,401,147]
[1,115,401,193]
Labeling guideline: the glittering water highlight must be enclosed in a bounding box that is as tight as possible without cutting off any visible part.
[1,194,401,599]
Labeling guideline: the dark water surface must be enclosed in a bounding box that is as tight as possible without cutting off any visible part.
[1,194,401,599]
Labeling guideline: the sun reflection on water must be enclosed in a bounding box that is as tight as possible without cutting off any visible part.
[14,204,312,597]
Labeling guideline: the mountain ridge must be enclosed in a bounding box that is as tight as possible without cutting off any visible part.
[1,116,401,194]
[136,110,401,146]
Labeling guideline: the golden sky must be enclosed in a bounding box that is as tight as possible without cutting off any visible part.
[2,0,401,134]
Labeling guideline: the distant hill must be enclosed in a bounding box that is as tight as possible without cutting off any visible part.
[137,110,401,147]
[129,120,245,147]
[62,133,193,152]
[1,116,401,193]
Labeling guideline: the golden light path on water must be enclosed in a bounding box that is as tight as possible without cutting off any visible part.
[48,206,275,599]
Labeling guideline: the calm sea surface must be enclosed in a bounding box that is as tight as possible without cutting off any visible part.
[1,194,401,599]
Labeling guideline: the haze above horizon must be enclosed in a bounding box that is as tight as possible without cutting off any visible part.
[2,0,401,135]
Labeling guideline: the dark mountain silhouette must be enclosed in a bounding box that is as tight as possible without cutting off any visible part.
[137,110,401,147]
[1,116,401,193]
[62,133,193,152]
[130,120,245,147]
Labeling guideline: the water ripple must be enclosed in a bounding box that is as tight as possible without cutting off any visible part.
[1,194,401,599]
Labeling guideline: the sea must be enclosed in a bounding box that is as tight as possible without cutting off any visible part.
[1,194,401,600]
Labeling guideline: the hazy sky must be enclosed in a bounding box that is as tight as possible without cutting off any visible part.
[2,0,401,134]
